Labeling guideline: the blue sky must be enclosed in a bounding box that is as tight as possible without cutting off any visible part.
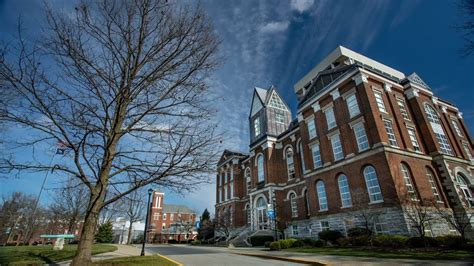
[1,0,473,215]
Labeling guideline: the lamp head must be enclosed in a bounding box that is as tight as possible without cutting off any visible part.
[148,188,153,195]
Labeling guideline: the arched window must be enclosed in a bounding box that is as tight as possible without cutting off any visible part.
[457,173,474,207]
[338,174,352,207]
[289,192,298,217]
[286,147,295,179]
[426,167,442,202]
[257,154,264,183]
[256,197,268,229]
[303,189,310,217]
[245,167,251,195]
[363,166,383,202]
[316,181,328,211]
[401,163,418,201]
[245,203,251,226]
[424,103,454,155]
[298,140,306,172]
[424,104,441,124]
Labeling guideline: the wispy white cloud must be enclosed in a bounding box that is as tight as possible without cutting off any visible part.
[291,0,315,13]
[259,21,290,33]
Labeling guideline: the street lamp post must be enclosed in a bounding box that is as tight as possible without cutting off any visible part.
[141,189,153,256]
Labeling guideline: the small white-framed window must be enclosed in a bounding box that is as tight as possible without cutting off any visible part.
[254,117,261,137]
[316,180,328,211]
[325,107,337,130]
[463,143,473,160]
[397,98,410,120]
[373,216,388,235]
[153,213,160,221]
[290,192,298,217]
[373,90,386,113]
[407,127,421,152]
[170,213,174,221]
[298,140,306,172]
[353,122,369,152]
[451,119,463,137]
[457,173,474,207]
[276,112,285,124]
[383,119,398,147]
[224,185,228,201]
[346,93,360,118]
[257,154,264,183]
[245,168,251,195]
[311,144,322,168]
[424,103,441,124]
[286,147,295,179]
[338,174,352,207]
[320,220,330,231]
[435,132,454,155]
[401,164,418,201]
[292,225,299,236]
[163,213,167,219]
[330,134,344,161]
[363,166,383,202]
[230,167,234,181]
[426,168,442,202]
[307,119,317,139]
[230,182,234,198]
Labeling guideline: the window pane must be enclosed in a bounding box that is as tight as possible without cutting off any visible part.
[316,181,328,210]
[307,119,317,139]
[331,134,344,161]
[254,118,261,136]
[407,127,420,152]
[451,119,463,137]
[401,164,418,201]
[286,148,295,178]
[374,91,386,112]
[354,123,369,151]
[397,99,410,120]
[257,155,264,182]
[426,168,442,202]
[384,120,398,147]
[338,175,352,207]
[363,166,383,202]
[346,94,360,118]
[311,144,322,168]
[325,107,337,129]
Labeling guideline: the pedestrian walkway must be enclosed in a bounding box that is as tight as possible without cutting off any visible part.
[229,248,474,266]
[58,244,150,265]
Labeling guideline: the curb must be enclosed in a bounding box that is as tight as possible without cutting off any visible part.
[234,252,327,266]
[156,253,184,266]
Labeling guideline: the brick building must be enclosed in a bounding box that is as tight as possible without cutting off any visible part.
[147,191,197,243]
[215,46,474,242]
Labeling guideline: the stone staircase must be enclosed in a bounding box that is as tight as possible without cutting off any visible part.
[229,228,274,247]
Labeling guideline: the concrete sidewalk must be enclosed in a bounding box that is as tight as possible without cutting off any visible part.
[58,244,150,265]
[229,248,474,266]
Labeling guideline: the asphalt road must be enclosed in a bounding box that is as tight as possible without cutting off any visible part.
[145,244,303,266]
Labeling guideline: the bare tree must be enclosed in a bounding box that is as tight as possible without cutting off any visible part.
[403,197,436,240]
[435,205,473,240]
[458,0,474,56]
[121,189,145,244]
[49,178,88,235]
[215,209,231,243]
[351,188,380,235]
[0,0,220,264]
[0,192,36,246]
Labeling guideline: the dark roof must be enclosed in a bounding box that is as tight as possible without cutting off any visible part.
[163,204,194,214]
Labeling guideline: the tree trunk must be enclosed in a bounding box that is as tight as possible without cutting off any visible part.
[71,194,103,266]
[127,221,133,245]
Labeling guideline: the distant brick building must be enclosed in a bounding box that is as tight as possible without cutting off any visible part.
[147,191,197,243]
[215,46,474,242]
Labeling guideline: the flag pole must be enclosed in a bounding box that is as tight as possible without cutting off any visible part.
[23,152,57,245]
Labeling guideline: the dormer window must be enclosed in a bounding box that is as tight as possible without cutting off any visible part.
[254,117,261,137]
[275,112,285,124]
[285,147,295,179]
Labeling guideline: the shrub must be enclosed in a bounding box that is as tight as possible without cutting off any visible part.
[435,235,466,249]
[351,236,371,247]
[347,227,372,237]
[269,241,281,251]
[372,235,409,248]
[250,235,274,246]
[286,238,298,247]
[318,230,343,244]
[278,239,290,249]
[190,240,201,245]
[293,239,305,247]
[264,241,272,248]
[95,221,113,243]
[407,236,426,248]
[312,239,324,247]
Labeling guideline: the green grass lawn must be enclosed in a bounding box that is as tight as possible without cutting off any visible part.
[94,255,179,266]
[287,247,474,260]
[0,244,117,265]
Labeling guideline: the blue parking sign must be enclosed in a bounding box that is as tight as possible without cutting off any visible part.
[195,221,201,229]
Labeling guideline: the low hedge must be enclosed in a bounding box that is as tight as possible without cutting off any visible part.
[293,239,305,247]
[372,235,409,248]
[190,240,201,245]
[269,241,281,250]
[250,235,274,246]
[318,230,343,244]
[435,235,466,249]
[347,227,372,237]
